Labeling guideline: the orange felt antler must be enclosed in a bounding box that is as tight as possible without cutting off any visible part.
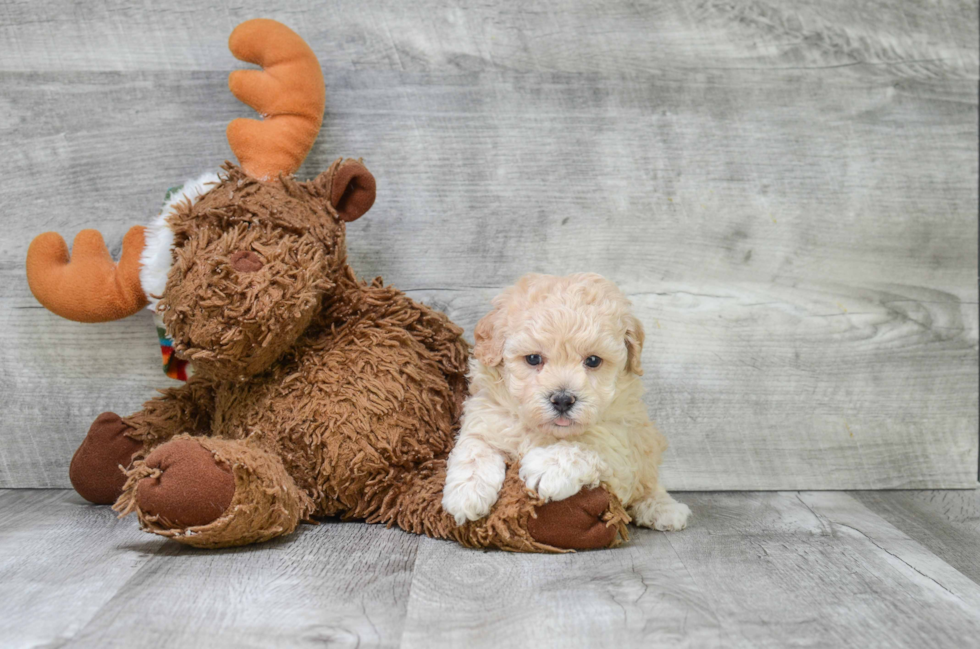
[26,227,148,323]
[227,19,326,180]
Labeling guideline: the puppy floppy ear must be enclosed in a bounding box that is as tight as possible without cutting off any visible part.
[624,313,645,376]
[473,305,506,367]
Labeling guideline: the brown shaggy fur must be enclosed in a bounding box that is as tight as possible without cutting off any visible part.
[106,160,627,550]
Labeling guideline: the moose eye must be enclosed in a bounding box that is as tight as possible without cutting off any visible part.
[584,355,602,368]
[525,354,543,367]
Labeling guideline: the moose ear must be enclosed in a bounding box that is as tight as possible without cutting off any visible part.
[329,160,376,222]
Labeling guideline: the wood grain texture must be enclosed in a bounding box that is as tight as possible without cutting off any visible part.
[0,0,976,489]
[0,490,164,647]
[664,491,980,648]
[5,489,980,648]
[854,489,980,584]
[401,530,723,648]
[69,521,420,648]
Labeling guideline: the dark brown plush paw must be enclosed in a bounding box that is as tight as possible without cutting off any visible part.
[69,412,144,504]
[136,439,236,528]
[527,487,619,550]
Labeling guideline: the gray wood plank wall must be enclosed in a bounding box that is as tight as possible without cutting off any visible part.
[0,0,976,489]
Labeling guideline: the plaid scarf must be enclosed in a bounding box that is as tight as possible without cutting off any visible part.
[155,313,193,381]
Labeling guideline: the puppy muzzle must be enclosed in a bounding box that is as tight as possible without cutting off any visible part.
[549,389,577,416]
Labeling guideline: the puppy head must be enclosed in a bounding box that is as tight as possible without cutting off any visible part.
[474,273,644,438]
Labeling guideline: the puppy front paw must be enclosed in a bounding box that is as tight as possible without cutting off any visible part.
[652,501,691,531]
[442,477,501,526]
[631,494,691,531]
[442,446,506,526]
[519,443,606,503]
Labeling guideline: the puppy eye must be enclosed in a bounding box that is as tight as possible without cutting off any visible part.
[584,355,602,368]
[525,354,543,367]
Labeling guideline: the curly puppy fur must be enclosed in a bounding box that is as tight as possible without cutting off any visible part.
[443,273,691,532]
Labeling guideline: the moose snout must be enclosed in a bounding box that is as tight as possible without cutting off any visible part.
[549,390,576,415]
[229,250,263,273]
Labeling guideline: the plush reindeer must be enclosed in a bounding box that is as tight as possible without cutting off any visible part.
[25,19,627,550]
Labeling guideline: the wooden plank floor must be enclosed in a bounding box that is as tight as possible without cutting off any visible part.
[2,489,979,648]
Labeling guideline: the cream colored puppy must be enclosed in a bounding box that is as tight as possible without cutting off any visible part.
[443,273,690,532]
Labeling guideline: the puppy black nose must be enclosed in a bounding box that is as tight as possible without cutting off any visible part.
[550,391,576,414]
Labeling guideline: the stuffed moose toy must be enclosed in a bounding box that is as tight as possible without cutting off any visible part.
[25,19,628,551]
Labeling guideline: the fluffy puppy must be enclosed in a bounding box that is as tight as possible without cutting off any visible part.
[443,273,690,533]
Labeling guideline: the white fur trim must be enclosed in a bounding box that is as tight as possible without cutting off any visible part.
[140,171,221,311]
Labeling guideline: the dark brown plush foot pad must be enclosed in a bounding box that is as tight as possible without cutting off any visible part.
[527,487,618,550]
[136,438,236,529]
[69,412,144,504]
